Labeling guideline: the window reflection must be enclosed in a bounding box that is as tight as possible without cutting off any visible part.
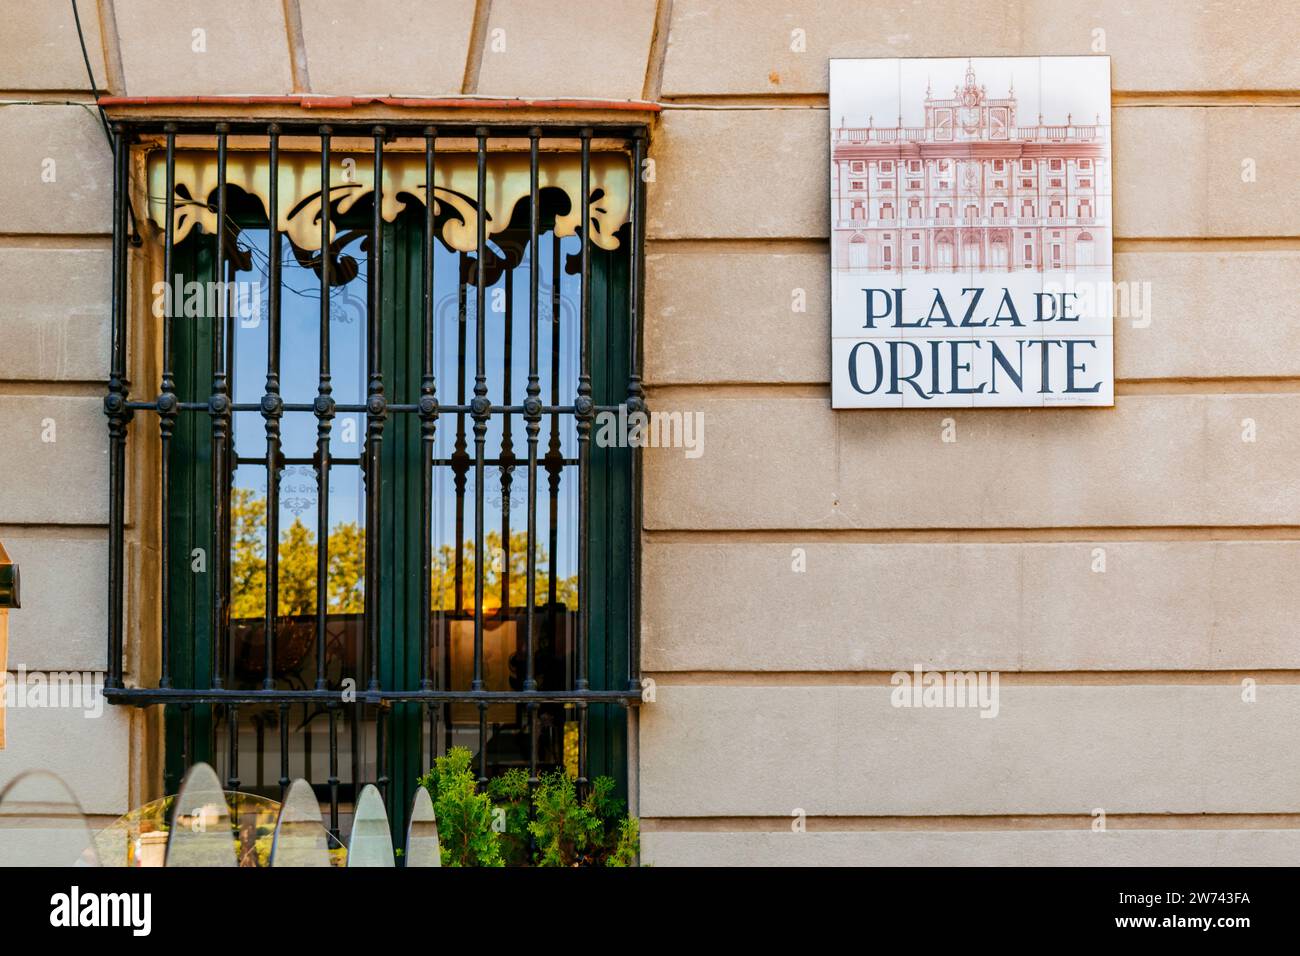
[213,219,585,805]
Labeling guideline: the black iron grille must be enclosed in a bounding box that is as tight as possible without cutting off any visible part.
[102,118,647,835]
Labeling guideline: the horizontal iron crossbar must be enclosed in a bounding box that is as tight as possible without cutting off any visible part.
[104,688,642,706]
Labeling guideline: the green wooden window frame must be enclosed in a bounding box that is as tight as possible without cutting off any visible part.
[162,205,632,840]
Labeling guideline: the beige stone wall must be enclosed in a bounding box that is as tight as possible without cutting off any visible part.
[1,1,1297,861]
[638,0,1300,866]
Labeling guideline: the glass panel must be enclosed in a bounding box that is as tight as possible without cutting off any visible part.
[346,784,393,867]
[430,230,583,777]
[96,790,341,867]
[165,763,237,867]
[215,222,371,815]
[0,770,99,867]
[404,786,440,867]
[270,779,331,867]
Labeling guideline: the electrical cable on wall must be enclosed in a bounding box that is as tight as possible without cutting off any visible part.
[71,0,141,244]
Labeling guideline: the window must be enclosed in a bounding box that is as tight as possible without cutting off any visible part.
[1079,159,1092,169]
[881,161,894,173]
[850,160,866,173]
[880,180,894,190]
[909,160,922,173]
[1050,178,1062,187]
[1021,178,1033,188]
[993,160,1005,172]
[102,120,645,840]
[1050,159,1063,171]
[1079,178,1092,188]
[850,180,865,190]
[1021,159,1033,172]
[908,180,921,189]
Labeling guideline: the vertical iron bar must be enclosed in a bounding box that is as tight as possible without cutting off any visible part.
[278,701,290,800]
[181,703,193,772]
[545,230,561,744]
[365,127,387,693]
[328,706,339,837]
[376,706,389,802]
[627,130,647,693]
[105,122,130,690]
[349,701,359,814]
[302,703,312,781]
[157,126,177,688]
[225,705,239,791]
[500,263,513,613]
[427,703,437,771]
[524,128,542,786]
[454,258,467,614]
[419,127,438,691]
[210,124,231,691]
[255,716,265,789]
[263,124,283,690]
[472,128,490,785]
[574,128,593,790]
[314,126,334,691]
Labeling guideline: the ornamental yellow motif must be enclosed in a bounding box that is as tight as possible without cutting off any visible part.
[144,147,631,254]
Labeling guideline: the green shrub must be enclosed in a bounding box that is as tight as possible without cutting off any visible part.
[416,747,502,867]
[486,768,530,866]
[415,756,641,867]
[528,772,639,867]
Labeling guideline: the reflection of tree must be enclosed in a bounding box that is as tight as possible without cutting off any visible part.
[229,488,365,618]
[430,530,577,612]
[230,489,576,620]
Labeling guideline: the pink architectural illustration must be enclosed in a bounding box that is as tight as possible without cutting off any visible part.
[832,61,1110,274]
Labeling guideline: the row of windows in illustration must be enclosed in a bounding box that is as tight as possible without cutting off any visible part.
[843,158,1096,174]
[841,228,1103,270]
[844,175,1096,191]
[840,197,1099,222]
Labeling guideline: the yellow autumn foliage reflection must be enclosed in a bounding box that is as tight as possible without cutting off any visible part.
[229,488,577,620]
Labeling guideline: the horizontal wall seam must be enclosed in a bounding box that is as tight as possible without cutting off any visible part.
[0,524,108,539]
[641,813,1300,833]
[0,381,108,396]
[655,93,1300,107]
[645,237,1300,251]
[0,234,112,247]
[644,670,1300,686]
[641,526,1300,542]
[0,92,99,102]
[643,381,1300,397]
